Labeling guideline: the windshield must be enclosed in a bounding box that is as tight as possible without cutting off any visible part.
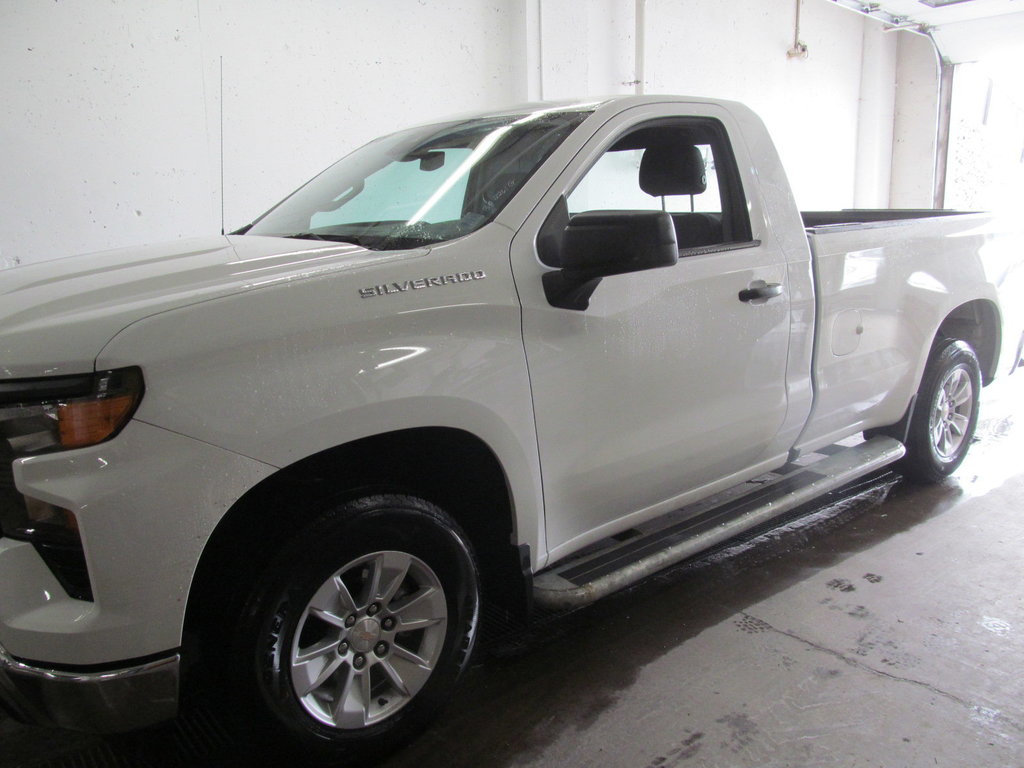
[244,107,592,250]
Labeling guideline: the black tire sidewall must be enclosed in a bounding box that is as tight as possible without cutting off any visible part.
[231,495,479,761]
[903,340,982,482]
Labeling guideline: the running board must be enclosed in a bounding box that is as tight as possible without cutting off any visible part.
[533,436,905,610]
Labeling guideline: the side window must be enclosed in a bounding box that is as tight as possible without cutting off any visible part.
[566,119,752,250]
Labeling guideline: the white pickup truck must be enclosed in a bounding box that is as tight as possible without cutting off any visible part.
[2,95,1022,762]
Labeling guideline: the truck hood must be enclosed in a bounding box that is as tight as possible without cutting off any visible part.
[0,235,423,379]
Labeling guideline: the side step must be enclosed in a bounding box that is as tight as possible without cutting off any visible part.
[533,436,905,610]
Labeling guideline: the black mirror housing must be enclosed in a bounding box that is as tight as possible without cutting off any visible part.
[542,208,679,310]
[562,210,678,275]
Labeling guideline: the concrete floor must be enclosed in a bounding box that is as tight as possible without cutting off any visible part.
[3,372,1022,768]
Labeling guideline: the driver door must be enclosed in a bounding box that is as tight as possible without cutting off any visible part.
[510,104,794,560]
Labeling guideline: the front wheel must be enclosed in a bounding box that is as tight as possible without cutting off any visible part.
[899,339,982,483]
[229,494,479,764]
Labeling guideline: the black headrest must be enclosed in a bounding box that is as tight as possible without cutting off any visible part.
[639,144,707,197]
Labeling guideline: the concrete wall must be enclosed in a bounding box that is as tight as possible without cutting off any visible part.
[0,0,930,266]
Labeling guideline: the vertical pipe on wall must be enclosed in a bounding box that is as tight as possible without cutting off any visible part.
[787,0,809,58]
[512,0,543,102]
[635,0,646,95]
[219,55,225,235]
[537,0,545,100]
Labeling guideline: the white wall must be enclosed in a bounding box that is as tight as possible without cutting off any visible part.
[644,0,894,210]
[531,0,636,100]
[0,0,931,266]
[530,0,904,210]
[0,0,519,267]
[890,31,940,208]
[854,19,898,208]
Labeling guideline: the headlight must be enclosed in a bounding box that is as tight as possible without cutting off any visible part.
[0,367,144,456]
[0,367,144,601]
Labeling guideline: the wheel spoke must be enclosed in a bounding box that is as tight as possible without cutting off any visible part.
[386,652,434,692]
[390,585,446,630]
[309,607,349,629]
[362,555,384,608]
[939,425,953,454]
[949,373,971,406]
[305,575,356,625]
[950,412,969,436]
[331,664,365,729]
[377,658,412,698]
[333,575,359,614]
[293,646,344,697]
[294,636,341,665]
[359,665,372,725]
[373,551,414,605]
[396,615,445,632]
[391,643,430,668]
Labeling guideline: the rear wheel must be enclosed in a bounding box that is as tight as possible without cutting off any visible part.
[228,494,479,764]
[899,339,982,483]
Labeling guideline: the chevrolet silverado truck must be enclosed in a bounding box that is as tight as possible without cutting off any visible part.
[2,95,1022,762]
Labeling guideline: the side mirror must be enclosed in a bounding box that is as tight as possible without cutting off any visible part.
[541,205,679,310]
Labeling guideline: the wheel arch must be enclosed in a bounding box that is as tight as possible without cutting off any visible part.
[181,427,527,672]
[936,298,1001,385]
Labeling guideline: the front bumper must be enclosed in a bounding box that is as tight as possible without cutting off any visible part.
[0,419,275,665]
[0,644,179,733]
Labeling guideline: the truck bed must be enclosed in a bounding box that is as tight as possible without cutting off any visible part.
[801,209,969,231]
[794,207,1008,454]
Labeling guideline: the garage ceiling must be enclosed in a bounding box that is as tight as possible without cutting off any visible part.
[870,0,1022,25]
[828,0,1024,62]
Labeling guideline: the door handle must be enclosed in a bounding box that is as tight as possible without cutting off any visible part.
[738,282,783,303]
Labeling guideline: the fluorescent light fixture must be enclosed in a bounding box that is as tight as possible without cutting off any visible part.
[919,0,976,7]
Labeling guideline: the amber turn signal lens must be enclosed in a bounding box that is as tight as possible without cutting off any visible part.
[58,394,139,449]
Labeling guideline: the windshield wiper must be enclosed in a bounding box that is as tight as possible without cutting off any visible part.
[283,232,367,246]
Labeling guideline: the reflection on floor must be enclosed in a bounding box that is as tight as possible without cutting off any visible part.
[3,373,1023,768]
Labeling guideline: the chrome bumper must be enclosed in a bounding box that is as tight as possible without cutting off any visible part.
[0,644,179,733]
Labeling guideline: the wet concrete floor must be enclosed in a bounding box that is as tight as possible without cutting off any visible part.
[2,372,1022,767]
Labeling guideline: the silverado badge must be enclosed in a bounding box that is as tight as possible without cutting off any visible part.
[359,270,487,298]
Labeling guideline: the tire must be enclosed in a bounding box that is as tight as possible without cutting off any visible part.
[899,339,982,483]
[228,494,480,764]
